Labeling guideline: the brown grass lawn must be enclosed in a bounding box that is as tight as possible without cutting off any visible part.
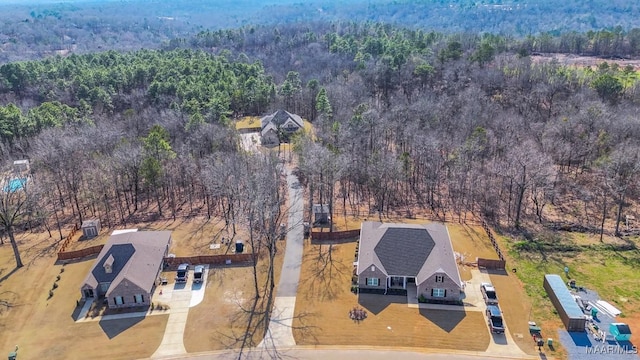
[0,232,168,359]
[184,238,285,352]
[448,224,500,281]
[64,216,245,257]
[0,216,261,359]
[292,241,490,351]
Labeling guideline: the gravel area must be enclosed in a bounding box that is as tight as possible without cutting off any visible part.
[556,287,637,360]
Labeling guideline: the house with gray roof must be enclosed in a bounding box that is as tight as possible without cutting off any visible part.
[356,222,462,302]
[260,109,304,145]
[80,230,172,308]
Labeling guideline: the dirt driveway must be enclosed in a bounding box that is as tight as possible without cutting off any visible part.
[240,132,261,153]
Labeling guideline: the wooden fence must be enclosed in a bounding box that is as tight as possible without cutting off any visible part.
[57,244,104,261]
[310,229,361,243]
[163,253,254,269]
[477,258,506,270]
[57,223,80,253]
[481,219,506,263]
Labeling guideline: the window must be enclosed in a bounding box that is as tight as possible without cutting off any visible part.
[114,296,124,305]
[432,288,445,298]
[370,266,375,272]
[366,278,379,286]
[435,275,444,283]
[134,294,144,304]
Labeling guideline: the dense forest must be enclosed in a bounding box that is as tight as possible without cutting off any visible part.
[0,21,639,258]
[3,0,640,63]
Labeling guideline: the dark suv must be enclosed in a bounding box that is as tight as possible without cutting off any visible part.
[486,305,505,334]
[175,263,189,283]
[481,282,498,305]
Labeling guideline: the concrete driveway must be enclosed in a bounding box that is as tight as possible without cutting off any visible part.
[151,269,197,358]
[259,168,304,350]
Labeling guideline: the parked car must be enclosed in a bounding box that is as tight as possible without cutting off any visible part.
[193,265,205,284]
[486,305,505,334]
[481,282,498,305]
[175,263,189,283]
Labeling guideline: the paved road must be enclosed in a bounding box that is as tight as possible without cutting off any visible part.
[258,168,305,350]
[160,347,538,360]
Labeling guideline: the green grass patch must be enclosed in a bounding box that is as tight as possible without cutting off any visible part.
[503,232,640,318]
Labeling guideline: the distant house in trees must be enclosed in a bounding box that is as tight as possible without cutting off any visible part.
[81,219,101,239]
[80,230,172,309]
[356,222,462,303]
[260,109,304,146]
[12,159,29,173]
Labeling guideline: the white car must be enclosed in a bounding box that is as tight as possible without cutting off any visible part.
[193,265,205,284]
[481,282,498,305]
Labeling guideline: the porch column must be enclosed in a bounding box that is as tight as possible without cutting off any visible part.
[403,277,407,289]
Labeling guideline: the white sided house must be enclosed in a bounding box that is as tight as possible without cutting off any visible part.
[80,230,172,309]
[356,222,462,303]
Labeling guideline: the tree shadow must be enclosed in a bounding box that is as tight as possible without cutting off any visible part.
[358,293,405,315]
[298,244,349,301]
[0,267,19,284]
[418,308,467,332]
[99,316,146,339]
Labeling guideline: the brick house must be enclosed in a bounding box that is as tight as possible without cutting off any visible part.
[80,230,172,309]
[356,222,462,302]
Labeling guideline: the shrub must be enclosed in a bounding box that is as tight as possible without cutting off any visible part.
[56,275,61,281]
[60,267,65,273]
[418,294,427,303]
[350,285,358,294]
[48,290,54,299]
[52,282,58,290]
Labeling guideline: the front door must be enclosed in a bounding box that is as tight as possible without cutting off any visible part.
[391,276,405,289]
[84,289,94,298]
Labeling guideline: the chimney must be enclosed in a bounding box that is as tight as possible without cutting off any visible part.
[104,254,115,274]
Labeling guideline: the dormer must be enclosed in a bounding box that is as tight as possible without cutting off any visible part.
[104,254,115,274]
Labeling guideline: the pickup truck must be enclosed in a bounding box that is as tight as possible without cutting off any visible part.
[486,305,505,334]
[193,265,205,284]
[481,282,499,305]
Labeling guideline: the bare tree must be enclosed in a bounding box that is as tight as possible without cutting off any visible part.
[0,174,37,268]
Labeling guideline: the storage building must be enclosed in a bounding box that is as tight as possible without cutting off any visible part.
[543,274,586,332]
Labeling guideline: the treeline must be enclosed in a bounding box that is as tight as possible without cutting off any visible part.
[522,28,640,57]
[0,22,638,243]
[0,49,274,144]
[3,0,640,63]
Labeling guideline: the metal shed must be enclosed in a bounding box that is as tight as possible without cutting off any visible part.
[543,274,586,332]
[81,219,101,239]
[312,204,330,224]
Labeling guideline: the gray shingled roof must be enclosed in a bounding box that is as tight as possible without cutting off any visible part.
[375,228,434,276]
[82,231,172,295]
[357,222,461,286]
[260,110,304,130]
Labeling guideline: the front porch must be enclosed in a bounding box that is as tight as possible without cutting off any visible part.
[386,275,415,296]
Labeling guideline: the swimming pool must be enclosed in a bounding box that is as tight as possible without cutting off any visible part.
[4,178,27,192]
